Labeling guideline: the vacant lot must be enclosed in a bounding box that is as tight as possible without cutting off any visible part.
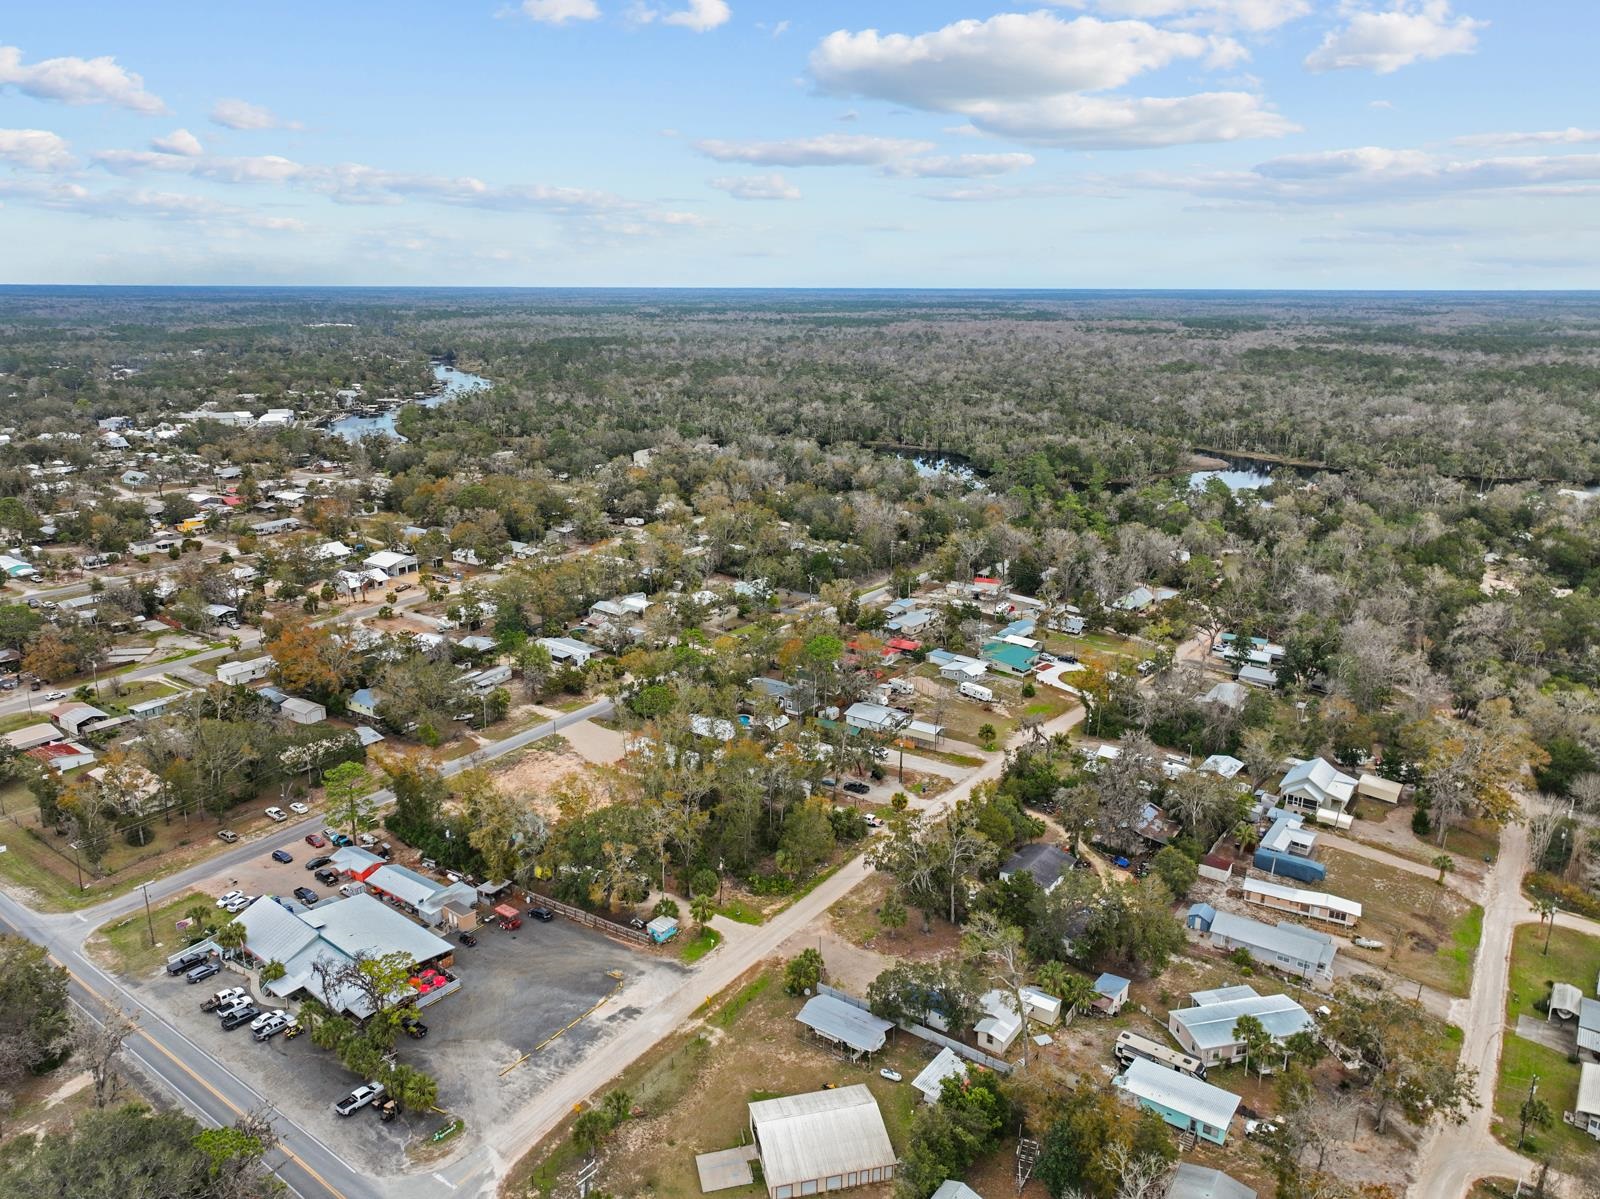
[516,965,927,1199]
[88,890,215,976]
[1319,847,1481,996]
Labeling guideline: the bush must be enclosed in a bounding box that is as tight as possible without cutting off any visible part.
[783,947,824,996]
[1527,871,1600,920]
[652,896,680,920]
[1411,807,1432,836]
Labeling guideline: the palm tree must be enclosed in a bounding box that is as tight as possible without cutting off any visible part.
[1035,960,1072,1002]
[1431,853,1455,885]
[213,919,247,958]
[1536,897,1558,955]
[690,893,714,930]
[1058,972,1100,1023]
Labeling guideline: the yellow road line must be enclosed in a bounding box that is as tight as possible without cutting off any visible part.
[61,961,350,1199]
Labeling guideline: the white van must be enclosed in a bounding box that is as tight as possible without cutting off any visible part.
[338,882,367,899]
[958,681,995,703]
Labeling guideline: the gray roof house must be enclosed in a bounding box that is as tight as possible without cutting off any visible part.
[1189,906,1337,984]
[1000,843,1076,893]
[1168,1164,1257,1199]
[795,994,894,1059]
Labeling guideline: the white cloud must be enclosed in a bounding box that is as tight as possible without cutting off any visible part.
[0,44,166,114]
[807,13,1291,149]
[0,177,305,231]
[150,128,203,157]
[0,128,75,172]
[520,0,601,24]
[811,14,1231,107]
[695,133,935,165]
[210,98,300,131]
[1130,144,1600,204]
[967,90,1296,148]
[1049,0,1311,33]
[87,144,701,237]
[1453,128,1600,147]
[1305,2,1484,75]
[663,0,730,31]
[709,173,801,199]
[885,152,1036,178]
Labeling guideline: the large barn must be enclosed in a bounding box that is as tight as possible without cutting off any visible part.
[748,1085,897,1198]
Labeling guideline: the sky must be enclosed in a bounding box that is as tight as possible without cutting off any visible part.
[1,1,1598,288]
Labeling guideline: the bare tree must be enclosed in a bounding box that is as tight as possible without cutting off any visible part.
[70,1004,138,1108]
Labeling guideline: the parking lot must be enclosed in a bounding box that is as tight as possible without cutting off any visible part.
[130,893,687,1173]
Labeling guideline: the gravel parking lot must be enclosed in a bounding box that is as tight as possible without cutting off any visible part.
[130,905,685,1173]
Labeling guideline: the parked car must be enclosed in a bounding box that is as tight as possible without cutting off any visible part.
[221,1005,261,1031]
[864,813,884,828]
[1245,1120,1279,1138]
[457,931,478,947]
[304,833,327,848]
[399,1015,428,1040]
[293,886,319,906]
[329,832,353,848]
[217,999,253,1022]
[879,1068,902,1082]
[288,801,309,815]
[528,906,554,922]
[334,1082,385,1116]
[248,1011,280,1033]
[264,807,287,822]
[314,867,340,886]
[499,915,523,931]
[201,987,247,1012]
[843,781,870,795]
[221,894,253,914]
[305,855,332,870]
[270,849,293,864]
[166,950,208,976]
[216,890,245,909]
[253,1013,294,1042]
[185,961,221,985]
[217,830,238,843]
[44,690,65,701]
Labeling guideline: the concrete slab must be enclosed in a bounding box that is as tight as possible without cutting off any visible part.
[696,1144,759,1192]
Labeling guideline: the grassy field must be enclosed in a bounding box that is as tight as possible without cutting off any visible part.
[0,789,285,912]
[87,890,216,976]
[911,665,1077,748]
[1320,847,1482,996]
[1492,924,1600,1161]
[512,964,926,1199]
[679,927,720,963]
[1505,923,1600,1023]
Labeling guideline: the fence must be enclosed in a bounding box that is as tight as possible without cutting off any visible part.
[818,984,1012,1074]
[517,890,651,947]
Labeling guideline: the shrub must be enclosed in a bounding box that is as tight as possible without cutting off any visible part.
[783,947,824,996]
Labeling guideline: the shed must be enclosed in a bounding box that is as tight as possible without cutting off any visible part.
[911,1046,967,1105]
[1580,998,1600,1057]
[795,994,894,1058]
[931,1184,985,1199]
[647,915,679,943]
[748,1085,897,1199]
[1093,973,1131,1016]
[1356,774,1403,804]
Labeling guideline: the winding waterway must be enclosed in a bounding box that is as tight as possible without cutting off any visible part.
[328,362,490,441]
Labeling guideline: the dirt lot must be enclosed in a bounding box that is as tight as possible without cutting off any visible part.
[489,739,613,822]
[517,964,928,1199]
[1318,847,1482,997]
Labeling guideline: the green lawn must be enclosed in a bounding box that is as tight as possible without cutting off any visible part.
[89,890,217,976]
[1494,923,1600,1161]
[716,897,765,925]
[1506,923,1600,1023]
[679,927,721,964]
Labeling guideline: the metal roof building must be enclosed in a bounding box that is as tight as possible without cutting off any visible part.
[748,1085,897,1198]
[794,994,894,1058]
[1168,986,1314,1065]
[1114,1057,1240,1145]
[1168,1164,1257,1199]
[1197,909,1338,983]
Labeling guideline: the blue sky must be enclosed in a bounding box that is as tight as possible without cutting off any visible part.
[1,1,1597,287]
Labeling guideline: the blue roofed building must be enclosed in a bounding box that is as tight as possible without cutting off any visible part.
[1114,1057,1240,1145]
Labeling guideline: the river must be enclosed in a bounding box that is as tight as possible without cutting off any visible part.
[1188,466,1275,492]
[328,362,490,441]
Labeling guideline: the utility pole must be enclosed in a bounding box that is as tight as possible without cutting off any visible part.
[1517,1074,1540,1149]
[142,881,156,948]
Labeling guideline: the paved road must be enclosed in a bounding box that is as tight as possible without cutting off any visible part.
[0,696,614,1199]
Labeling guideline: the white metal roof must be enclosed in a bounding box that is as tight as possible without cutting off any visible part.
[795,994,894,1054]
[911,1046,967,1100]
[1168,1164,1257,1199]
[1578,1062,1600,1117]
[1116,1057,1240,1130]
[1241,876,1362,919]
[749,1085,896,1190]
[1170,989,1314,1051]
[1207,910,1336,970]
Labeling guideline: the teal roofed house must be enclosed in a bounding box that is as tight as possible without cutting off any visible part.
[1114,1057,1240,1145]
[981,639,1038,675]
